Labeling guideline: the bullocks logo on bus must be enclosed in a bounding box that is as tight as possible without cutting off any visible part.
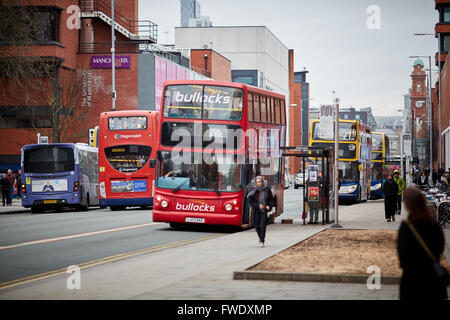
[175,202,216,212]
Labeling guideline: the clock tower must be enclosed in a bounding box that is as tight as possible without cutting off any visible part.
[410,58,428,165]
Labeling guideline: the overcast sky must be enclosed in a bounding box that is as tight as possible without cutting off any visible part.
[139,0,438,116]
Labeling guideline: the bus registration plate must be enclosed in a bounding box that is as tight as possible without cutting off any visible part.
[185,217,205,223]
[44,200,57,204]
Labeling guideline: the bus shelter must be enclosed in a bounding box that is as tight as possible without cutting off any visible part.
[282,146,335,225]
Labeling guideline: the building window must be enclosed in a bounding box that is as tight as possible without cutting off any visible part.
[443,35,450,53]
[344,114,348,120]
[0,7,60,43]
[443,7,450,23]
[355,115,360,120]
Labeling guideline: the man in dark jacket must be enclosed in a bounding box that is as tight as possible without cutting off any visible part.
[247,176,275,247]
[1,173,10,206]
[6,169,14,206]
[382,173,399,222]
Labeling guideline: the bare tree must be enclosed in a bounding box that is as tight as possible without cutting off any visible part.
[0,1,87,144]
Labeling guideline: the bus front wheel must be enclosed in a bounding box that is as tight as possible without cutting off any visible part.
[31,206,44,214]
[110,206,125,211]
[357,188,362,204]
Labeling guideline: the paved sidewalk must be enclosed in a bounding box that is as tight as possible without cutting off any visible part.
[0,199,448,300]
[0,198,28,214]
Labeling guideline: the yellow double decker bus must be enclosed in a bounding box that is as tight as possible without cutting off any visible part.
[370,132,390,199]
[309,119,372,203]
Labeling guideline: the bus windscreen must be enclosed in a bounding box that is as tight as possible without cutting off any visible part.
[24,146,75,174]
[372,134,383,151]
[312,122,357,141]
[104,145,151,173]
[163,85,243,121]
[156,151,242,192]
[160,122,243,149]
[108,116,147,130]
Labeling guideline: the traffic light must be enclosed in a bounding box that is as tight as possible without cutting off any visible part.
[89,128,95,147]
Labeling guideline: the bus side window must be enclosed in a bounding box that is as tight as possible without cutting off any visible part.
[260,96,267,123]
[270,97,275,124]
[253,95,260,122]
[248,93,254,121]
[280,100,286,125]
[274,99,280,124]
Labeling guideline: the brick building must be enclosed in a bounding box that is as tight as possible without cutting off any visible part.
[0,0,215,172]
[190,49,231,81]
[287,50,310,174]
[431,0,450,171]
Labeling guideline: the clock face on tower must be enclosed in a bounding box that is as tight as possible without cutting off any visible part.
[415,100,424,108]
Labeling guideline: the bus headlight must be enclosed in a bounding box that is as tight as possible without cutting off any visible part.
[161,200,169,208]
[346,185,358,193]
[99,182,106,198]
[225,203,233,211]
[371,183,381,191]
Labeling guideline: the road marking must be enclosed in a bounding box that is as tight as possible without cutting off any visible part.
[285,201,303,207]
[0,233,222,290]
[0,222,162,251]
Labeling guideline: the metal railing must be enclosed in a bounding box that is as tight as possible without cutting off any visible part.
[79,41,140,54]
[191,66,211,78]
[80,0,157,43]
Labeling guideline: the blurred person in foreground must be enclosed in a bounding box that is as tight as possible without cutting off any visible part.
[397,187,448,300]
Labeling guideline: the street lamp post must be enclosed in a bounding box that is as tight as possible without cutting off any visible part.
[111,0,116,111]
[413,32,442,168]
[331,92,342,228]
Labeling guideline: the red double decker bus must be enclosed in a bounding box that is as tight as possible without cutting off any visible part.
[98,110,160,210]
[153,80,286,227]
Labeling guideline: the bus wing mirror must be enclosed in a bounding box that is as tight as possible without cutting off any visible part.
[149,159,156,168]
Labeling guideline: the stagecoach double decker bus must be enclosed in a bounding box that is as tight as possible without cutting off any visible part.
[153,80,287,227]
[370,132,390,199]
[98,110,160,211]
[309,119,372,203]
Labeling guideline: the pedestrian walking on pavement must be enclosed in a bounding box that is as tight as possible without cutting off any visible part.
[432,169,438,186]
[6,169,14,206]
[382,173,399,222]
[393,169,405,215]
[397,187,448,300]
[418,172,429,188]
[1,173,10,206]
[15,169,21,199]
[247,176,275,247]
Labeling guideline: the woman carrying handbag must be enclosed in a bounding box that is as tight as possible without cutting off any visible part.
[397,187,448,300]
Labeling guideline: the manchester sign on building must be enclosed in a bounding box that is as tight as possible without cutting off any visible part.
[90,55,131,69]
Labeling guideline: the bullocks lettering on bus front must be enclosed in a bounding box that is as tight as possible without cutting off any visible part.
[153,80,286,227]
[309,119,372,203]
[98,110,160,211]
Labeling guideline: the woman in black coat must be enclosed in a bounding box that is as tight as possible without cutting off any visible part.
[382,173,399,222]
[397,187,447,300]
[247,176,275,247]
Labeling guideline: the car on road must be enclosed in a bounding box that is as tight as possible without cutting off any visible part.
[284,172,292,189]
[294,171,308,189]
